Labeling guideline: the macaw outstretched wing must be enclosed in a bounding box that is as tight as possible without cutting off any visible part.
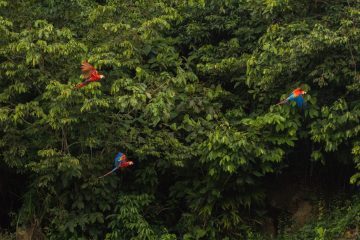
[98,166,119,178]
[294,95,306,108]
[81,61,97,79]
[114,152,123,166]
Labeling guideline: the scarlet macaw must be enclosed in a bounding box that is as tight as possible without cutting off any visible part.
[98,152,134,178]
[276,88,307,108]
[74,61,105,89]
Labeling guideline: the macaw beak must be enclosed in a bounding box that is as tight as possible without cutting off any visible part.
[303,91,307,94]
[129,161,134,165]
[100,75,105,79]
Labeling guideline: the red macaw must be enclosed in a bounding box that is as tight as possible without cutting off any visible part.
[74,61,105,89]
[98,152,134,178]
[276,88,307,108]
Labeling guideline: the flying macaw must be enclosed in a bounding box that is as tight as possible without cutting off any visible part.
[74,61,105,89]
[98,152,134,178]
[276,88,307,108]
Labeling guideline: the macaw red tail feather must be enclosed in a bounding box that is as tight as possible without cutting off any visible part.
[98,167,119,178]
[74,82,86,89]
[276,99,288,105]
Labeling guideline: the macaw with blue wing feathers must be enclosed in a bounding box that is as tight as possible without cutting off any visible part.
[98,152,134,178]
[276,88,307,108]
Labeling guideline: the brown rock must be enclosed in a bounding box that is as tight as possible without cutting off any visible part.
[291,200,313,228]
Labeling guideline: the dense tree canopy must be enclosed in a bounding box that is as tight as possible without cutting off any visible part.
[0,0,359,239]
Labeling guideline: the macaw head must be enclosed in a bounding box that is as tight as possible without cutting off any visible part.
[294,88,307,96]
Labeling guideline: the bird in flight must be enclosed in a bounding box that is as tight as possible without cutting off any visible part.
[276,88,307,108]
[98,152,134,178]
[74,61,105,89]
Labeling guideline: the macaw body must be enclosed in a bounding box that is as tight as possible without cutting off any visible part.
[98,152,134,178]
[276,88,307,108]
[75,61,105,89]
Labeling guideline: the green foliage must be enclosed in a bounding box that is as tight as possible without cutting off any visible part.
[0,0,359,239]
[0,232,15,240]
[105,194,176,240]
[276,194,360,240]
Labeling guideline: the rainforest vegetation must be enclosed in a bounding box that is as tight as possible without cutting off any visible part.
[0,0,359,239]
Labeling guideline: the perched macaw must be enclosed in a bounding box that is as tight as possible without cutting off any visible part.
[276,88,307,108]
[74,61,105,89]
[98,152,134,178]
